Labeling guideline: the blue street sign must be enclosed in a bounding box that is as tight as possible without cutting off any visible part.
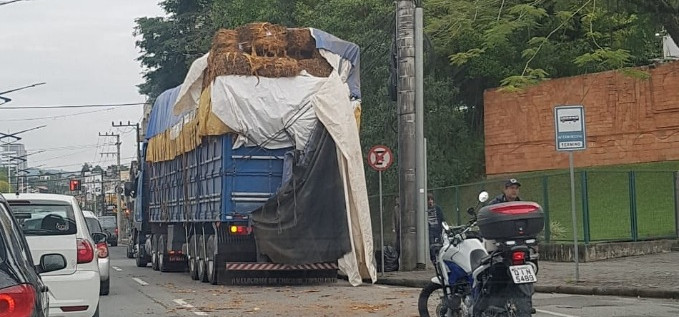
[554,105,586,151]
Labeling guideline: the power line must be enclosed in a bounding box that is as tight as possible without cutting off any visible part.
[0,107,117,122]
[0,102,147,110]
[29,143,115,151]
[0,0,29,6]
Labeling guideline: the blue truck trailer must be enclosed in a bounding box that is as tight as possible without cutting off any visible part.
[130,26,376,285]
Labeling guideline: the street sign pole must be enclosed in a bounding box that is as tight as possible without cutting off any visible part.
[569,151,579,281]
[367,145,394,276]
[379,170,385,276]
[554,105,586,283]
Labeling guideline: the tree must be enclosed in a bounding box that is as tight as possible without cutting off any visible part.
[81,163,91,175]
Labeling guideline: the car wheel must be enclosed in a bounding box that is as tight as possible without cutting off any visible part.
[100,279,110,296]
[111,240,118,247]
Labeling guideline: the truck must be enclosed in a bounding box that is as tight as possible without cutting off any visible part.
[130,25,376,286]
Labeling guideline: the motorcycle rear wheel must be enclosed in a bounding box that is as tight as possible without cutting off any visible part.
[418,282,459,317]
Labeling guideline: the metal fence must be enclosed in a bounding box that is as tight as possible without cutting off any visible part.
[368,171,679,246]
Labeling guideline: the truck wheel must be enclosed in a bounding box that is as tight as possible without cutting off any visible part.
[207,235,218,285]
[126,242,134,259]
[188,235,199,280]
[151,234,159,271]
[198,235,208,282]
[159,235,169,272]
[135,243,148,267]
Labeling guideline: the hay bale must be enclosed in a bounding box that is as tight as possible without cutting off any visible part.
[237,22,288,57]
[298,55,333,77]
[251,56,301,78]
[287,28,316,59]
[211,29,239,51]
[207,51,253,82]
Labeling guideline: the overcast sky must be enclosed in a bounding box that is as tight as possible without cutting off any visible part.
[0,0,165,172]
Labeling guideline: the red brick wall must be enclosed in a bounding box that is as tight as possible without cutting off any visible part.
[484,61,679,175]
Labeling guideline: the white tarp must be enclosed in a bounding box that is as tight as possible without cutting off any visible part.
[210,74,324,150]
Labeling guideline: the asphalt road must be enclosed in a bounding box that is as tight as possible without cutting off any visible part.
[100,246,679,316]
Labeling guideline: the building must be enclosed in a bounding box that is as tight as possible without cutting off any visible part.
[0,143,28,171]
[664,35,679,59]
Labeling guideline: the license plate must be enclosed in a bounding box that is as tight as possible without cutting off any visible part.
[170,256,183,262]
[509,265,537,284]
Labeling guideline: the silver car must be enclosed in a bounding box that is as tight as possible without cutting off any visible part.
[83,210,110,295]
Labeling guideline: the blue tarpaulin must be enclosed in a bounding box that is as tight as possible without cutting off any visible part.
[145,86,182,141]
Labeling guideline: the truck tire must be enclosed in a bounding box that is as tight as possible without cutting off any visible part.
[207,235,218,285]
[188,235,199,280]
[159,235,169,272]
[135,243,148,268]
[198,235,208,282]
[151,234,159,271]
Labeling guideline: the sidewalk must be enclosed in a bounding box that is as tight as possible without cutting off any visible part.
[368,251,679,299]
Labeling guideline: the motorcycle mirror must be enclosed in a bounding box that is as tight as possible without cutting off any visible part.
[442,222,450,231]
[466,207,476,216]
[478,191,489,203]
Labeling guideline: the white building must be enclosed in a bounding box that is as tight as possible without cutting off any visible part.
[0,143,28,171]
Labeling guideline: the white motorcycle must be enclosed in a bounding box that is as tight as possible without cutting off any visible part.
[418,191,544,317]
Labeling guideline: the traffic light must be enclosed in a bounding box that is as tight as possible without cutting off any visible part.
[69,179,81,191]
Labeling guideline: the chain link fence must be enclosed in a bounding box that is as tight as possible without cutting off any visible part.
[369,171,678,246]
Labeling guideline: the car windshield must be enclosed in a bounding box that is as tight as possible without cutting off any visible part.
[98,216,117,229]
[85,217,103,234]
[9,201,77,236]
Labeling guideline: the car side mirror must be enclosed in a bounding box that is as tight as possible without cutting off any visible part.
[92,232,107,244]
[38,253,67,274]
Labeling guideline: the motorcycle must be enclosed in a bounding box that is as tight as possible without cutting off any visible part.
[418,191,544,317]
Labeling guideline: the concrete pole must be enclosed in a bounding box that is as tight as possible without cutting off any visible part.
[414,6,426,268]
[397,0,417,271]
[115,134,123,245]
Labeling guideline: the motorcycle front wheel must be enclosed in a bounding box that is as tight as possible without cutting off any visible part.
[418,282,459,317]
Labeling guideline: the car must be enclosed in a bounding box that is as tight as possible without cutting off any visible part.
[6,193,102,317]
[0,193,68,317]
[97,215,118,247]
[82,211,110,296]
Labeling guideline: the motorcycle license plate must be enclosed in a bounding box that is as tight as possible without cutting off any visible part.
[509,265,537,284]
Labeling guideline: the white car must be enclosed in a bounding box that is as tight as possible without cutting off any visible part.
[6,193,101,317]
[82,210,110,295]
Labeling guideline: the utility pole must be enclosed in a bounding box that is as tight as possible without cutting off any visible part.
[414,2,426,269]
[99,132,122,244]
[397,0,417,271]
[112,121,141,165]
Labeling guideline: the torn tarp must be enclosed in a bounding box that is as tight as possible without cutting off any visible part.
[250,124,351,264]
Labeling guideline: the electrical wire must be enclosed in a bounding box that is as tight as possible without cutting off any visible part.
[0,107,117,122]
[0,102,147,110]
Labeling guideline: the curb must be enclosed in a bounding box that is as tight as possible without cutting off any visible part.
[341,275,679,300]
[535,285,679,299]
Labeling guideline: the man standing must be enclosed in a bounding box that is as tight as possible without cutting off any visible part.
[427,193,445,260]
[489,178,521,204]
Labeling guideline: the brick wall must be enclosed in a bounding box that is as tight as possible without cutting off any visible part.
[484,61,679,175]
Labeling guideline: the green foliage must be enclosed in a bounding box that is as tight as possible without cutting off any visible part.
[133,0,672,198]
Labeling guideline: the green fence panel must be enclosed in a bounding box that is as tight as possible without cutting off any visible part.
[635,171,677,239]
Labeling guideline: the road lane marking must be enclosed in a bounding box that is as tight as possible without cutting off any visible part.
[132,278,149,286]
[112,266,122,272]
[174,299,209,316]
[536,309,579,317]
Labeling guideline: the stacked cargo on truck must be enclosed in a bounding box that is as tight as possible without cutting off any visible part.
[130,23,376,286]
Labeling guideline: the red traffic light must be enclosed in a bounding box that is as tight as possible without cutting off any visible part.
[69,179,81,191]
